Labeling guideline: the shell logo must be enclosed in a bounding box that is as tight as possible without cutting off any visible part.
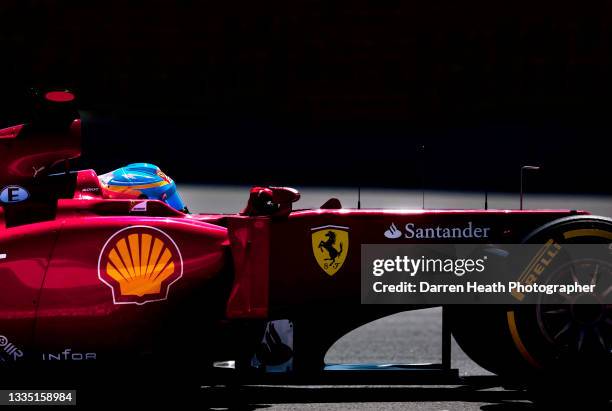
[98,226,183,305]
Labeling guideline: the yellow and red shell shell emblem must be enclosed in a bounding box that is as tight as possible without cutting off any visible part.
[98,226,183,304]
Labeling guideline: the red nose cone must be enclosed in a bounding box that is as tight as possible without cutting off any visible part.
[44,91,75,103]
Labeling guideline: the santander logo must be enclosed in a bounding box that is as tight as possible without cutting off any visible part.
[384,222,491,239]
[384,223,403,239]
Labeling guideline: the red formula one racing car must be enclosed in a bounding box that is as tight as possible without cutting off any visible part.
[0,91,610,394]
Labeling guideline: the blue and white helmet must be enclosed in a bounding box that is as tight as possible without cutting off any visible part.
[99,163,187,212]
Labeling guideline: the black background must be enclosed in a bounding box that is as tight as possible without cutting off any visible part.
[1,0,611,192]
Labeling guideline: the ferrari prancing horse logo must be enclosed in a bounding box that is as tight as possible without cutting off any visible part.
[311,225,349,276]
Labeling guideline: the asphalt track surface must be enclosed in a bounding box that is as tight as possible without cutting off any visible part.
[180,186,612,411]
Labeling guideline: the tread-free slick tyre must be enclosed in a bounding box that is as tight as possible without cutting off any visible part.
[450,216,612,381]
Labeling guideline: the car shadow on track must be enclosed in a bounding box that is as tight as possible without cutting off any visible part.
[197,385,544,410]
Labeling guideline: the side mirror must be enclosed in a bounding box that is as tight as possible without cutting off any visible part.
[241,186,301,217]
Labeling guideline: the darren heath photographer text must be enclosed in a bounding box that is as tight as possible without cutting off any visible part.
[370,255,595,295]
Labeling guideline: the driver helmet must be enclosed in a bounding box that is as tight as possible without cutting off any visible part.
[98,163,187,212]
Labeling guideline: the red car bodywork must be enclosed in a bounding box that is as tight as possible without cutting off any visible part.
[225,208,586,319]
[0,184,584,364]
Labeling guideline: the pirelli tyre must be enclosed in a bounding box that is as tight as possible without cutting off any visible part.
[449,216,612,383]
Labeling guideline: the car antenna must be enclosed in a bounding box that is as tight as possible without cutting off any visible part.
[419,144,426,209]
[483,164,491,210]
[520,165,541,210]
[357,187,361,209]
